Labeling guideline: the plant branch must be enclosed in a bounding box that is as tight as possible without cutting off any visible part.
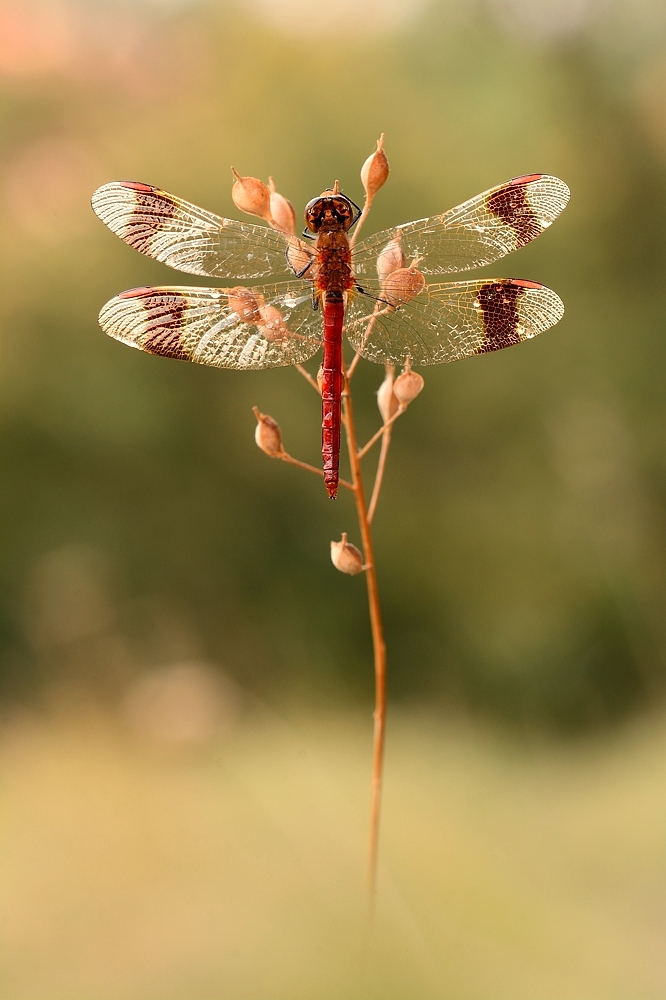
[279,451,354,493]
[349,196,373,249]
[367,425,393,525]
[346,305,389,382]
[346,351,361,381]
[295,364,321,394]
[357,406,405,461]
[340,363,387,910]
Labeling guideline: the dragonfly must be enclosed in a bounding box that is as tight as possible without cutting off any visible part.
[92,171,569,498]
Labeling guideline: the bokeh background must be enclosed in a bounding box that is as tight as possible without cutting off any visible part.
[2,0,666,996]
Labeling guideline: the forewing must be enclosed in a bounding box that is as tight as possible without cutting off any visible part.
[344,278,564,366]
[91,181,302,280]
[99,283,322,370]
[352,174,569,278]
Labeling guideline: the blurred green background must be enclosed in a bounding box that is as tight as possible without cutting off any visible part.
[2,0,666,996]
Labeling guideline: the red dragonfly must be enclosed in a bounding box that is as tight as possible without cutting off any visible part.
[92,172,569,498]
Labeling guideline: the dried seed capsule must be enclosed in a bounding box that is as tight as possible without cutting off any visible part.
[268,177,296,235]
[252,406,284,457]
[393,365,424,406]
[231,168,273,222]
[376,236,405,285]
[330,533,364,575]
[377,368,399,422]
[381,265,426,308]
[257,304,290,344]
[286,236,315,278]
[227,286,262,324]
[361,134,389,202]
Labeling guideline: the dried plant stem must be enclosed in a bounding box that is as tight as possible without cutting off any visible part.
[295,363,321,394]
[349,197,373,249]
[346,351,362,381]
[291,358,392,902]
[346,319,377,381]
[346,306,388,381]
[279,452,354,492]
[341,370,387,909]
[367,425,393,525]
[357,406,404,460]
[284,355,394,910]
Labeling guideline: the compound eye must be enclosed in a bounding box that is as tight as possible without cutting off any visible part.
[304,201,322,232]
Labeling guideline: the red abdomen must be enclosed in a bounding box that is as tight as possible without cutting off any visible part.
[321,293,344,498]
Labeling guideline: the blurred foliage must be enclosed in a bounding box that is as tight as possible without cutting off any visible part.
[5,707,666,999]
[1,0,666,731]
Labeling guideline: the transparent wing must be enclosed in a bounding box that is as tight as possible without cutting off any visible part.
[352,174,569,279]
[91,181,312,280]
[344,277,564,366]
[98,283,323,370]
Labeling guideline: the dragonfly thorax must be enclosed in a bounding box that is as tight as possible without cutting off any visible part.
[304,193,355,233]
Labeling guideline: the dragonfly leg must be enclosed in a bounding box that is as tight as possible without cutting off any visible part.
[284,244,315,279]
[345,195,363,228]
[296,259,314,279]
[354,282,391,307]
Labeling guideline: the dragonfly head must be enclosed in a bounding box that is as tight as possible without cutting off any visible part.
[304,192,356,233]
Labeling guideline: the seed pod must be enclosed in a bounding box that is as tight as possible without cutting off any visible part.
[286,236,315,278]
[330,533,364,575]
[268,177,296,235]
[252,406,284,457]
[381,266,426,308]
[360,134,389,202]
[376,236,405,285]
[227,286,262,324]
[393,365,424,406]
[257,304,290,344]
[231,167,273,222]
[377,368,399,422]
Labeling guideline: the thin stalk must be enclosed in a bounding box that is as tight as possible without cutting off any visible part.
[357,406,404,461]
[279,452,354,493]
[349,197,373,249]
[346,351,362,381]
[346,304,389,381]
[295,364,321,394]
[341,366,387,909]
[367,425,392,525]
